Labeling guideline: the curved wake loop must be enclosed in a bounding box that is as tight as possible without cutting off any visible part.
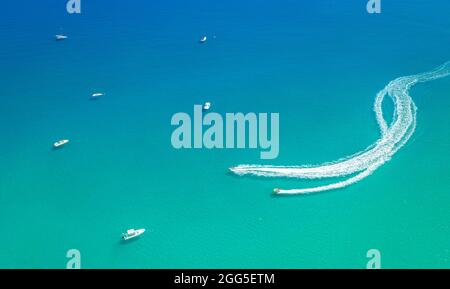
[230,62,450,195]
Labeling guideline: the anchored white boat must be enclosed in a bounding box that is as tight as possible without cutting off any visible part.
[91,92,105,99]
[55,34,68,41]
[199,36,207,43]
[53,139,69,148]
[203,101,211,110]
[122,228,145,241]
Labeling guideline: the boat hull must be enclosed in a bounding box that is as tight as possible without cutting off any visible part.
[122,229,146,241]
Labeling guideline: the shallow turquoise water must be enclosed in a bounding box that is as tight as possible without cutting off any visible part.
[0,0,449,268]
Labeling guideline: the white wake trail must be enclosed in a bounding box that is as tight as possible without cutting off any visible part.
[230,62,450,195]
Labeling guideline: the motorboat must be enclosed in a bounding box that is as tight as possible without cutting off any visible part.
[122,228,145,241]
[54,139,69,148]
[56,34,68,41]
[91,92,105,99]
[203,101,211,111]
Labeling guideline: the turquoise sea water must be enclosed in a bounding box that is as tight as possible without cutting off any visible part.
[0,0,449,268]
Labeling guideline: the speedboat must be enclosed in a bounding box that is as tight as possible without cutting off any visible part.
[122,228,145,241]
[54,139,69,148]
[55,34,68,41]
[203,101,211,111]
[199,36,207,43]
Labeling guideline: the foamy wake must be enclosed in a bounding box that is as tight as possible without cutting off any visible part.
[230,62,450,195]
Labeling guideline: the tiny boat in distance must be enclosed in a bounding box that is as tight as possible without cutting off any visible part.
[91,92,105,99]
[54,139,69,148]
[55,34,68,41]
[203,101,211,110]
[273,188,281,194]
[199,36,207,43]
[122,228,145,241]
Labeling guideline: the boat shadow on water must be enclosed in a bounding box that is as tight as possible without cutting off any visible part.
[89,95,104,101]
[51,146,65,151]
[118,237,143,245]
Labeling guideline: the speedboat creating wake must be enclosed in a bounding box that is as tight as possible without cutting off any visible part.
[230,62,450,195]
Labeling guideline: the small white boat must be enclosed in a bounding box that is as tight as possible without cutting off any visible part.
[91,92,105,99]
[55,34,68,41]
[122,228,145,241]
[199,36,207,43]
[54,139,69,148]
[203,101,211,110]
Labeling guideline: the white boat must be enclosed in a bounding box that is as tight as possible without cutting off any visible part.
[55,34,68,41]
[122,228,145,241]
[199,36,207,43]
[91,92,105,99]
[203,101,211,110]
[53,139,69,148]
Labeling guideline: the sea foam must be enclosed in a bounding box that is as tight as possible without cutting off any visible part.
[230,62,450,195]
